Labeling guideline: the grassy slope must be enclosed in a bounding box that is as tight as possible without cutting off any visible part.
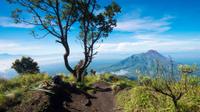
[0,73,199,112]
[0,74,50,111]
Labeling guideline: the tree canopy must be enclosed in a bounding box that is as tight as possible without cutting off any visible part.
[7,0,121,82]
[12,56,40,74]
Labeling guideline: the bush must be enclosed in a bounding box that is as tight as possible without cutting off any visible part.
[138,75,152,86]
[116,86,175,112]
[12,56,40,74]
[116,77,200,112]
[179,86,200,111]
[188,76,200,86]
[84,75,101,86]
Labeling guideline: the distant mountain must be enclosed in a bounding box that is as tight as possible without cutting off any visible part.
[102,50,175,78]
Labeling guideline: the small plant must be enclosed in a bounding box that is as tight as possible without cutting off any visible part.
[12,56,40,74]
[138,75,152,86]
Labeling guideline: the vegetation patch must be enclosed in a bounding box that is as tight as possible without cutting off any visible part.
[0,74,50,111]
[116,77,200,112]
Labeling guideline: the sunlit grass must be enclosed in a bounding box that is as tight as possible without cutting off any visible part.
[116,76,200,112]
[0,73,51,110]
[0,73,199,112]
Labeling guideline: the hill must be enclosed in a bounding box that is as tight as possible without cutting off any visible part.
[102,50,175,78]
[0,73,199,112]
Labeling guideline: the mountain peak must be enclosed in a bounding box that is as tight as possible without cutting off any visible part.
[144,50,165,58]
[104,50,173,77]
[146,49,159,54]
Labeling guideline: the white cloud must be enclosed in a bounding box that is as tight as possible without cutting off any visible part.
[0,54,63,72]
[0,52,83,74]
[0,17,34,28]
[115,15,173,33]
[0,59,13,73]
[96,34,200,54]
[0,40,84,73]
[0,40,42,54]
[111,70,129,76]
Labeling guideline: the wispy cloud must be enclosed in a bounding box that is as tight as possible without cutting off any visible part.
[0,59,13,73]
[0,17,34,28]
[115,15,173,33]
[97,34,200,54]
[0,40,41,54]
[0,54,62,73]
[0,53,83,73]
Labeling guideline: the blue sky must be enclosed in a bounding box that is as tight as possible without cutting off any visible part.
[0,0,200,73]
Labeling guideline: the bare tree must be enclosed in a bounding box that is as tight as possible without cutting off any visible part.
[7,0,120,82]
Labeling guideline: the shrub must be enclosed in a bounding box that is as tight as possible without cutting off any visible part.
[116,86,175,112]
[84,75,101,86]
[138,75,152,86]
[179,86,200,111]
[12,56,40,74]
[116,76,200,112]
[188,76,200,86]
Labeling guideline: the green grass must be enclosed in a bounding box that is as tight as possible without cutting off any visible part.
[0,74,51,110]
[0,73,199,112]
[116,86,175,112]
[116,76,200,112]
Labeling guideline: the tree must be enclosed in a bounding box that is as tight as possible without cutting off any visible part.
[151,59,197,111]
[7,0,121,82]
[12,56,40,74]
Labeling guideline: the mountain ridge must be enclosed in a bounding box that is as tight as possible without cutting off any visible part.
[102,50,174,78]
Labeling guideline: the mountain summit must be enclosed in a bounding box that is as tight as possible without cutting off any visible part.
[102,50,173,78]
[146,49,162,55]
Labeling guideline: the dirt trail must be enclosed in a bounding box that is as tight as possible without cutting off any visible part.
[91,82,115,112]
[68,82,115,112]
[7,82,117,112]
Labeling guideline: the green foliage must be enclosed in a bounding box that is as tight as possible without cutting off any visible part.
[98,73,136,87]
[0,74,50,110]
[0,94,7,106]
[7,0,121,83]
[99,73,112,81]
[138,75,152,86]
[179,86,200,112]
[116,76,200,112]
[188,76,200,86]
[0,74,50,93]
[12,57,40,74]
[141,64,199,111]
[0,72,199,112]
[84,75,101,86]
[178,64,198,74]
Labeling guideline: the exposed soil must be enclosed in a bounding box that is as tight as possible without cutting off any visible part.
[68,82,115,112]
[8,91,50,112]
[7,81,117,112]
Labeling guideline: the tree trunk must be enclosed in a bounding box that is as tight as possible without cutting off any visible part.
[63,53,75,76]
[76,72,82,82]
[73,72,83,82]
[172,98,179,112]
[73,65,84,83]
[63,52,87,83]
